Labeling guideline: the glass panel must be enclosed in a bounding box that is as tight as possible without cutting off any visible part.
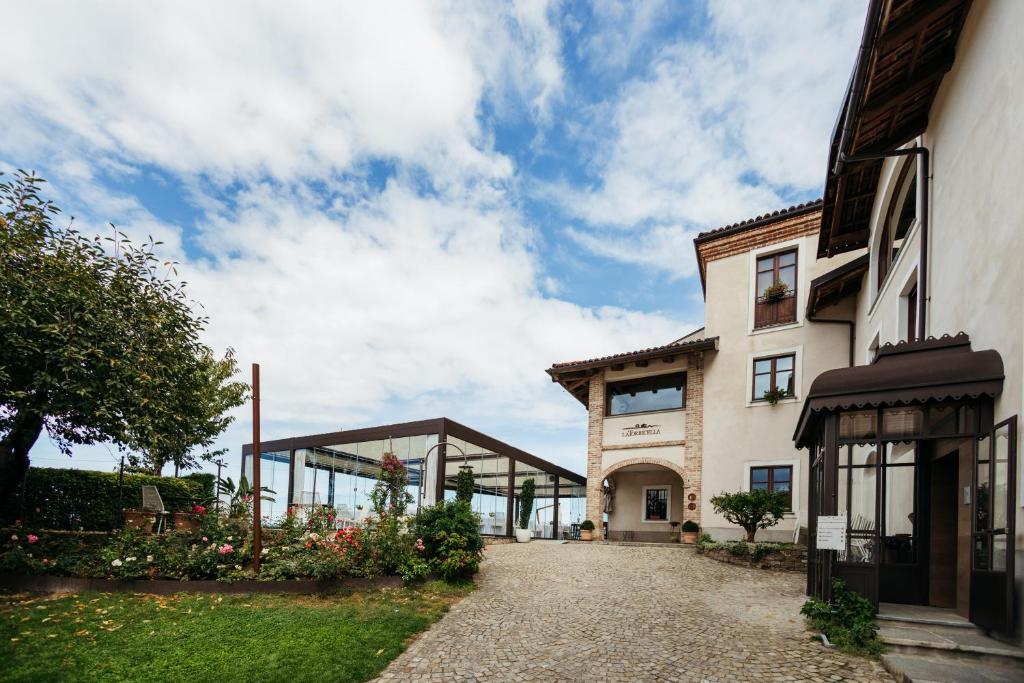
[975,435,990,532]
[840,411,877,441]
[775,355,793,372]
[751,468,769,485]
[847,534,876,564]
[886,441,915,465]
[777,251,796,267]
[837,467,849,519]
[958,405,976,434]
[778,264,796,290]
[645,488,668,521]
[773,467,791,483]
[607,372,685,416]
[927,405,959,436]
[882,407,924,438]
[992,424,1009,530]
[756,255,775,273]
[973,534,989,571]
[753,373,771,400]
[883,462,915,564]
[775,368,794,394]
[992,534,1007,572]
[756,271,774,296]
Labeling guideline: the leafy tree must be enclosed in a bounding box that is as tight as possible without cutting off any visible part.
[0,171,248,503]
[709,489,787,542]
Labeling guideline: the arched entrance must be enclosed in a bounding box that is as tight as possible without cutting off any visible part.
[601,458,687,543]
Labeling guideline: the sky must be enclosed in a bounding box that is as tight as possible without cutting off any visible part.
[2,0,867,479]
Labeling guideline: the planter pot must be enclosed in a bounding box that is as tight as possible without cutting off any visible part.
[514,528,532,543]
[172,512,201,532]
[682,531,698,544]
[122,510,156,534]
[580,529,593,541]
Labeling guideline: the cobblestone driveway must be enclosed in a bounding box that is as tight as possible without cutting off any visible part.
[375,542,890,682]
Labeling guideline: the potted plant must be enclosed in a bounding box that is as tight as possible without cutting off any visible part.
[122,509,156,533]
[762,279,789,302]
[670,520,680,542]
[762,386,789,405]
[579,519,595,541]
[681,520,700,544]
[515,478,535,543]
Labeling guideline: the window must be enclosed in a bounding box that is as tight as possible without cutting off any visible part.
[751,353,795,402]
[607,372,685,416]
[754,249,797,328]
[750,465,792,511]
[877,160,917,291]
[905,283,917,342]
[643,486,670,521]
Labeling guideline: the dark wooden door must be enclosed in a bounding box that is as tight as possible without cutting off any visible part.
[970,417,1017,633]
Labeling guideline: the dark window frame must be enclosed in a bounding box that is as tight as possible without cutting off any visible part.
[750,465,793,511]
[905,283,917,343]
[605,372,687,417]
[754,248,798,328]
[643,486,670,522]
[751,353,796,402]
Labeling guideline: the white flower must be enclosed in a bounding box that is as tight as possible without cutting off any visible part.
[146,555,154,563]
[126,556,136,562]
[111,559,123,567]
[10,534,17,541]
[234,564,241,570]
[260,548,269,556]
[226,536,233,541]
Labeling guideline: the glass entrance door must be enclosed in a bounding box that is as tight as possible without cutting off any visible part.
[970,417,1017,633]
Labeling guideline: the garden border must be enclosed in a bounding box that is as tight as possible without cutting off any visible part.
[0,573,404,595]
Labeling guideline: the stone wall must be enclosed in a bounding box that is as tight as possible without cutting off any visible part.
[697,545,807,573]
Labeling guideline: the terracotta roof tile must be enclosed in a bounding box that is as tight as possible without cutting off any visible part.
[694,199,823,242]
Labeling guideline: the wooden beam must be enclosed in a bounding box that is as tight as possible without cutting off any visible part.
[860,51,955,121]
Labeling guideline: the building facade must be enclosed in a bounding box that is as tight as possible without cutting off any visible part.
[797,0,1023,640]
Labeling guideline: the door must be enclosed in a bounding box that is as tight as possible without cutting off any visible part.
[970,417,1017,633]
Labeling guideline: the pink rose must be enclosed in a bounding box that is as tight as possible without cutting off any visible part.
[202,536,208,542]
[218,544,233,555]
[27,534,39,544]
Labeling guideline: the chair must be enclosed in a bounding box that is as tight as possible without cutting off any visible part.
[140,486,171,533]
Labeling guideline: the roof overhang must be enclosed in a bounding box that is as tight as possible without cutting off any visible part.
[806,254,869,318]
[547,336,719,407]
[818,0,973,258]
[794,333,1003,447]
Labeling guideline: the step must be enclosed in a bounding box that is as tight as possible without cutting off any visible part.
[877,609,975,629]
[881,651,1024,683]
[878,623,1024,661]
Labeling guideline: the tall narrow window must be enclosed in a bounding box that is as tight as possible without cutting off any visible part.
[752,353,795,402]
[754,249,797,328]
[906,283,917,342]
[643,486,669,521]
[877,159,917,292]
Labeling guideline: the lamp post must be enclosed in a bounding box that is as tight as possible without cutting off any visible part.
[252,363,262,573]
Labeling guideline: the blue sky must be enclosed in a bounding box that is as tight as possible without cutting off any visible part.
[1,1,866,477]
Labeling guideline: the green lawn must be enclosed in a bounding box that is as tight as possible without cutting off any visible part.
[0,582,472,682]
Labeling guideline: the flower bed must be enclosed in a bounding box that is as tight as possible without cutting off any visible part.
[696,535,806,572]
[0,455,484,586]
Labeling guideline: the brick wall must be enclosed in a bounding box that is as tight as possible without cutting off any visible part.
[586,376,605,535]
[697,210,821,280]
[683,352,704,525]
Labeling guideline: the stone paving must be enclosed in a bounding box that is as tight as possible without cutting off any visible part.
[375,541,891,682]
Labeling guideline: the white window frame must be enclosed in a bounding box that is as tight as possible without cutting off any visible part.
[641,485,672,524]
[746,345,803,407]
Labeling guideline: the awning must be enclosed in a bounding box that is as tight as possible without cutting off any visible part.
[794,333,1003,447]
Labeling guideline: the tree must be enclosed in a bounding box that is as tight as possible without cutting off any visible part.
[517,478,535,530]
[709,489,788,542]
[0,171,248,503]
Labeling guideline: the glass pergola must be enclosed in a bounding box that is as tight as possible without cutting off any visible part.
[241,418,586,538]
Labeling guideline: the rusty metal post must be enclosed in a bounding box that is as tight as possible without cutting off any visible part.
[252,363,262,573]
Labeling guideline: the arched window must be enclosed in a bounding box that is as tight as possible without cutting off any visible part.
[877,159,917,291]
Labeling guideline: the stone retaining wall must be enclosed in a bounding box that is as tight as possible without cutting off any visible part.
[697,546,807,573]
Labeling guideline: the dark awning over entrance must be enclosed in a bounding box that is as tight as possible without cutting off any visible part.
[795,334,1003,447]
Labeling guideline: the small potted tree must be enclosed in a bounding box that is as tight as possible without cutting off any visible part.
[681,520,700,544]
[515,478,535,543]
[579,519,595,541]
[709,489,787,542]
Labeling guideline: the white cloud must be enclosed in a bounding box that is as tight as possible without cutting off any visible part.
[566,223,702,281]
[562,0,865,266]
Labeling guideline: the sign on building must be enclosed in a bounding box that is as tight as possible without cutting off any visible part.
[816,513,847,551]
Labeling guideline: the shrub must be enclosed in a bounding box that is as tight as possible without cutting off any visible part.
[455,466,475,503]
[364,454,415,575]
[801,580,882,656]
[414,499,484,581]
[517,478,535,530]
[709,489,787,542]
[0,467,213,530]
[579,519,595,531]
[681,520,699,532]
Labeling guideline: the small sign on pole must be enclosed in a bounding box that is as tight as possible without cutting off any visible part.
[816,513,847,551]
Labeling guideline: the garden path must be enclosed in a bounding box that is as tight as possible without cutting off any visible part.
[374,541,891,682]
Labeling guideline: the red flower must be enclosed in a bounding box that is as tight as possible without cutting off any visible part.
[192,505,207,515]
[27,534,39,544]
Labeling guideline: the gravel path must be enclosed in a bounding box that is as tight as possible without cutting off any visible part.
[374,541,891,682]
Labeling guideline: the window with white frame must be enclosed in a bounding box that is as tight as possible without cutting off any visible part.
[643,486,670,522]
[876,158,917,293]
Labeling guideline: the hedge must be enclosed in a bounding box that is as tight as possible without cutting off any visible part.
[0,467,215,531]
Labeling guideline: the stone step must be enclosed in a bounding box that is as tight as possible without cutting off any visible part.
[878,623,1024,661]
[877,612,976,629]
[881,651,1024,683]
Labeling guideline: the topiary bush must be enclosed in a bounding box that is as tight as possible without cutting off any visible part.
[517,478,535,530]
[579,519,595,531]
[455,466,475,503]
[0,467,214,530]
[681,520,700,532]
[709,489,787,542]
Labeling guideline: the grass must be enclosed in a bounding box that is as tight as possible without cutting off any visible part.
[0,581,472,682]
